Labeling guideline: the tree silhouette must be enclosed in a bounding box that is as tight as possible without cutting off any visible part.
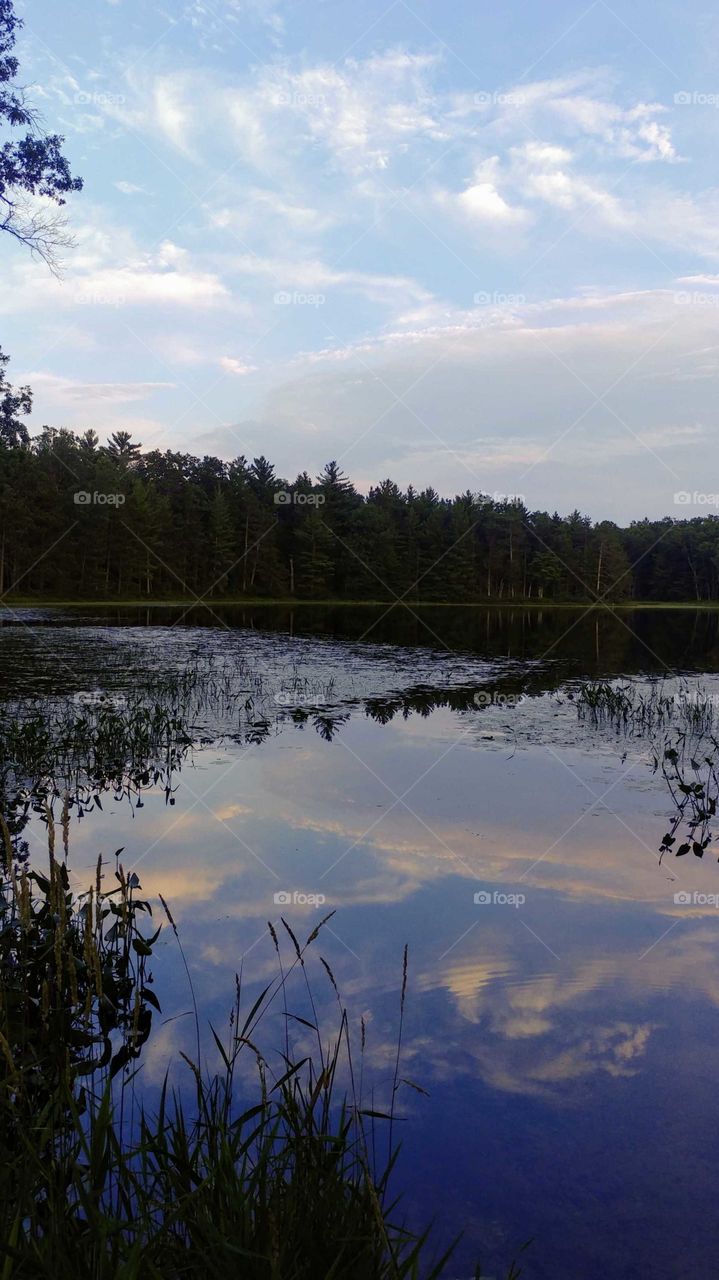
[0,1,82,267]
[2,407,719,604]
[0,347,31,447]
[106,432,142,465]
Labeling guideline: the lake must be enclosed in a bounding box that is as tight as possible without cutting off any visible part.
[3,603,719,1279]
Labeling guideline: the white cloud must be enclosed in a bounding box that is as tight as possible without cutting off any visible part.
[218,356,257,376]
[0,225,231,313]
[479,69,679,164]
[114,49,447,177]
[231,253,433,307]
[75,264,229,306]
[267,51,446,173]
[210,190,337,237]
[456,175,529,225]
[26,373,174,404]
[99,48,704,273]
[547,91,677,162]
[151,75,193,154]
[513,141,629,225]
[435,138,715,257]
[189,284,719,520]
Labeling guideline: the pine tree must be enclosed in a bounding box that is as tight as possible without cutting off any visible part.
[294,511,335,597]
[208,490,236,595]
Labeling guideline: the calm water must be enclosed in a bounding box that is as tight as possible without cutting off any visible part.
[4,603,719,1279]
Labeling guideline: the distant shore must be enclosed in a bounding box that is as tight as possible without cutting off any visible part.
[3,598,719,611]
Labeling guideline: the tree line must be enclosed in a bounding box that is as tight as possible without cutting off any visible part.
[1,410,718,603]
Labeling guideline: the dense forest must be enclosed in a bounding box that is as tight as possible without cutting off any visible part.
[0,348,715,605]
[1,416,717,603]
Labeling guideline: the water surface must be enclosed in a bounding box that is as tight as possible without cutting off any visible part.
[3,603,719,1279]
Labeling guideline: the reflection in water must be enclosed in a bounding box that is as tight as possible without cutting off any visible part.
[8,600,719,675]
[3,607,719,1278]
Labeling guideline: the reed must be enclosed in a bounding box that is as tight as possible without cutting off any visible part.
[0,836,524,1278]
[575,679,718,737]
[0,668,527,1277]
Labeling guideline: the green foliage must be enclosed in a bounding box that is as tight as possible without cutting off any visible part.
[0,348,31,447]
[575,679,719,863]
[4,426,719,603]
[575,679,718,736]
[0,669,514,1276]
[0,834,160,1264]
[0,861,499,1278]
[0,849,158,1092]
[0,1,83,264]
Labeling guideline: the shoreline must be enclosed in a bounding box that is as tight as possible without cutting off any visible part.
[2,597,719,611]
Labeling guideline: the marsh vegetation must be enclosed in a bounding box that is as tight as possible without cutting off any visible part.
[0,661,528,1277]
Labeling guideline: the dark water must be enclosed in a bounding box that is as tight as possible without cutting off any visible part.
[3,603,719,1279]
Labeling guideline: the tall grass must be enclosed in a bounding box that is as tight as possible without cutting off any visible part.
[0,669,527,1277]
[575,679,718,737]
[0,832,524,1278]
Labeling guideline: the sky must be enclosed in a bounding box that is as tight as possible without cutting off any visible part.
[5,0,719,520]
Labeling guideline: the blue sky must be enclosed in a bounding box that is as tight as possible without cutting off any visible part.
[5,0,719,518]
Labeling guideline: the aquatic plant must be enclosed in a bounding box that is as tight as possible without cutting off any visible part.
[0,844,525,1277]
[0,663,529,1276]
[656,739,719,863]
[0,824,160,1263]
[574,679,719,862]
[574,679,718,737]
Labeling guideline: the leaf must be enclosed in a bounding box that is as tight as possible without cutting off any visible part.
[240,981,273,1038]
[282,1013,318,1032]
[400,1077,430,1097]
[270,1058,310,1093]
[210,1024,232,1072]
